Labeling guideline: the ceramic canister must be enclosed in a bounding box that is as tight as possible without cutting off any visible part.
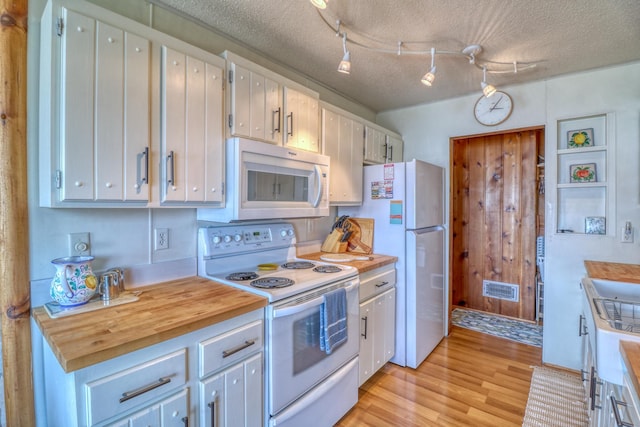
[50,256,98,306]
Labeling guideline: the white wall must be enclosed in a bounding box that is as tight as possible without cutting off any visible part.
[377,62,640,370]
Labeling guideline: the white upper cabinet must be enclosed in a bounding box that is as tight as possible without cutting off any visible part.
[364,124,404,164]
[223,51,319,152]
[321,105,364,205]
[39,1,151,206]
[160,46,225,205]
[39,0,226,208]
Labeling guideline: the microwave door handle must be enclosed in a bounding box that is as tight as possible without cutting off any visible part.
[312,165,323,207]
[272,281,358,318]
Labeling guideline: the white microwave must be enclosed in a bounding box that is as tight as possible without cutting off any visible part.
[197,138,330,222]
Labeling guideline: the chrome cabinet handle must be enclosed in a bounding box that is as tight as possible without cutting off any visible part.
[610,395,634,427]
[382,142,388,159]
[208,401,216,427]
[273,107,281,133]
[167,151,175,186]
[119,377,171,403]
[141,146,149,184]
[222,339,256,358]
[580,369,588,382]
[287,112,293,136]
[182,416,189,427]
[375,281,389,288]
[388,145,393,161]
[361,316,368,339]
[579,314,588,336]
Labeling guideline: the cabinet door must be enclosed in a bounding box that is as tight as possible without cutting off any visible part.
[386,135,403,163]
[204,63,225,203]
[129,406,160,427]
[161,47,187,202]
[381,288,396,364]
[322,109,342,202]
[359,299,375,386]
[184,56,206,203]
[94,22,124,200]
[123,33,150,201]
[244,354,263,427]
[230,64,252,138]
[364,127,387,164]
[249,73,266,141]
[160,388,190,427]
[284,87,299,149]
[265,78,282,144]
[60,9,95,201]
[225,363,246,427]
[201,372,225,427]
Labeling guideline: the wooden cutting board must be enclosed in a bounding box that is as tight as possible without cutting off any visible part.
[346,218,374,254]
[584,261,640,284]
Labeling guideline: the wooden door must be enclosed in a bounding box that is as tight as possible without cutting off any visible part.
[450,129,543,320]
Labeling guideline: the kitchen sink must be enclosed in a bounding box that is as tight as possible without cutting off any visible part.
[582,277,640,385]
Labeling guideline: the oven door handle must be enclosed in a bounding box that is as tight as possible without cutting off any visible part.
[272,282,358,319]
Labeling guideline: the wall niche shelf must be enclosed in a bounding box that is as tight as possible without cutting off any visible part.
[555,113,613,236]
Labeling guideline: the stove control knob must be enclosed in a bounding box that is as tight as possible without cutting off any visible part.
[280,230,288,238]
[287,229,294,237]
[212,235,222,244]
[224,235,232,243]
[234,234,242,242]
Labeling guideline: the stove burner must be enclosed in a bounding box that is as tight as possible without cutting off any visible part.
[225,272,259,281]
[313,265,342,273]
[251,277,295,289]
[281,261,315,270]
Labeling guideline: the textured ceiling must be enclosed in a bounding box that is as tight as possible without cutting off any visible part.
[151,0,640,112]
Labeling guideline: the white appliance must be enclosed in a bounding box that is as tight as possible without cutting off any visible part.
[340,159,445,369]
[197,138,330,222]
[198,223,359,427]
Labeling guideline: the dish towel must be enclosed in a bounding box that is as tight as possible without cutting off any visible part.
[320,288,348,354]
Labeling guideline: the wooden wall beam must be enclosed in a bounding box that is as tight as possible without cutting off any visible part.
[0,0,35,425]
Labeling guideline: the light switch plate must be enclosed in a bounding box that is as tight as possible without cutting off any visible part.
[69,232,91,256]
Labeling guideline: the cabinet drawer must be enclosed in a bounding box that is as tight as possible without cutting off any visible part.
[360,267,396,302]
[86,349,187,425]
[199,320,263,377]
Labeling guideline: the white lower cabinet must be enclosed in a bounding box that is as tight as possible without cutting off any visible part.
[358,264,396,386]
[41,309,263,427]
[200,353,263,427]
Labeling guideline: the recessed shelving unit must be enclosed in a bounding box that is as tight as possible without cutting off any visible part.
[555,113,613,236]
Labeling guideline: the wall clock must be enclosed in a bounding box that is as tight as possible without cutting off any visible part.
[473,91,513,126]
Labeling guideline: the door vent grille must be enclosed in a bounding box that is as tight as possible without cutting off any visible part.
[482,280,519,302]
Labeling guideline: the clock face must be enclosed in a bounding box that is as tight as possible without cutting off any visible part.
[473,91,513,126]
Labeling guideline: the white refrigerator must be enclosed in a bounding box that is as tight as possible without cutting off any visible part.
[339,159,446,369]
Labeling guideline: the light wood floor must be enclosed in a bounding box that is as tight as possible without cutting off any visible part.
[336,325,543,427]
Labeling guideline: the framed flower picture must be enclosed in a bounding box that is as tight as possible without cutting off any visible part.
[570,163,596,183]
[567,128,594,148]
[585,216,605,234]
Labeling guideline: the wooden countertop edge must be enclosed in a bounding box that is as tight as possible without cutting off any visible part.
[620,341,640,396]
[32,278,268,373]
[298,252,397,274]
[584,260,640,284]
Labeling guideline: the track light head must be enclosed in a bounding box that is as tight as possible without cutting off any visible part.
[337,33,351,74]
[481,66,497,97]
[421,66,436,86]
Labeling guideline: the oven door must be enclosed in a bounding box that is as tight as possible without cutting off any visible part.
[266,278,359,416]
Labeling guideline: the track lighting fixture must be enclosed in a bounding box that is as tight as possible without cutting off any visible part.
[338,33,351,74]
[310,0,327,9]
[481,65,497,97]
[313,7,537,88]
[421,47,437,87]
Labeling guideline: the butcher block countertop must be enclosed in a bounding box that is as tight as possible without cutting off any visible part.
[621,341,640,397]
[584,260,640,284]
[299,252,397,274]
[32,276,267,373]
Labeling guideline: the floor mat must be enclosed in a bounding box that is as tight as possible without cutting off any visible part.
[451,307,543,347]
[522,366,588,426]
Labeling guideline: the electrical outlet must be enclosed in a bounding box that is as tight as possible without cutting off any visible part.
[621,226,634,243]
[69,232,91,256]
[154,228,169,250]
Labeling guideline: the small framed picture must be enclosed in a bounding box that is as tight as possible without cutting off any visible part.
[570,163,596,183]
[567,128,594,148]
[585,216,605,234]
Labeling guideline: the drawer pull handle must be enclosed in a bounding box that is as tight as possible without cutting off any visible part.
[119,377,171,403]
[375,281,389,288]
[222,339,256,358]
[610,395,634,427]
[208,401,216,427]
[182,416,189,427]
